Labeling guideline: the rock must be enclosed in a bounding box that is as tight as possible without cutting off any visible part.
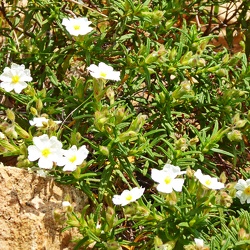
[0,165,88,250]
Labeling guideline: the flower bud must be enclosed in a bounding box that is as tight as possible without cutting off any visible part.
[163,240,176,250]
[219,171,227,184]
[24,85,36,96]
[215,68,228,77]
[169,48,177,61]
[30,107,38,116]
[104,124,113,135]
[115,106,126,124]
[228,52,243,66]
[94,110,108,131]
[106,87,115,105]
[104,240,122,250]
[180,51,193,65]
[167,66,177,73]
[186,167,194,178]
[6,109,15,122]
[175,137,188,151]
[165,192,177,206]
[16,158,31,168]
[128,114,147,132]
[75,132,82,141]
[199,39,209,52]
[207,65,220,72]
[234,119,247,128]
[159,92,166,103]
[190,136,199,145]
[74,78,85,100]
[248,110,250,121]
[5,125,18,139]
[39,88,47,98]
[36,98,43,112]
[15,124,30,139]
[224,105,232,114]
[53,209,64,223]
[216,191,233,207]
[106,206,115,228]
[227,130,242,141]
[238,228,250,240]
[99,145,109,156]
[197,58,206,67]
[93,78,105,101]
[222,54,229,63]
[0,137,19,152]
[172,80,192,99]
[154,236,163,247]
[145,52,158,64]
[118,131,137,142]
[66,215,81,227]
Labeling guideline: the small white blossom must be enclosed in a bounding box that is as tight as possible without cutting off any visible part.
[0,63,32,93]
[112,187,145,206]
[62,17,93,36]
[29,117,49,127]
[194,238,204,248]
[62,201,72,207]
[28,134,63,169]
[235,179,250,204]
[194,169,224,190]
[57,145,89,172]
[29,117,61,127]
[151,164,186,193]
[87,62,120,81]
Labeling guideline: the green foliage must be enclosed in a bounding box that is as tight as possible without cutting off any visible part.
[0,0,250,249]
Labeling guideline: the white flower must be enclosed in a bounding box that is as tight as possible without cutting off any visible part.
[194,169,224,190]
[29,117,61,127]
[235,179,250,204]
[112,187,145,206]
[0,63,32,93]
[87,62,120,81]
[151,164,186,193]
[28,134,63,169]
[62,201,72,207]
[194,238,204,248]
[57,145,89,172]
[62,17,93,36]
[29,117,49,127]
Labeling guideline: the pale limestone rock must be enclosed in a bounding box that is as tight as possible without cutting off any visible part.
[0,166,88,250]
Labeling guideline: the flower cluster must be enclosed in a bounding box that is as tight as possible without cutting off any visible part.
[111,164,250,210]
[28,134,89,171]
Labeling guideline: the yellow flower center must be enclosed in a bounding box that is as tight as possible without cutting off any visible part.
[42,148,51,158]
[125,194,133,201]
[12,75,20,84]
[100,72,107,78]
[244,186,250,195]
[164,176,172,184]
[205,179,211,186]
[69,155,77,163]
[73,25,80,30]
